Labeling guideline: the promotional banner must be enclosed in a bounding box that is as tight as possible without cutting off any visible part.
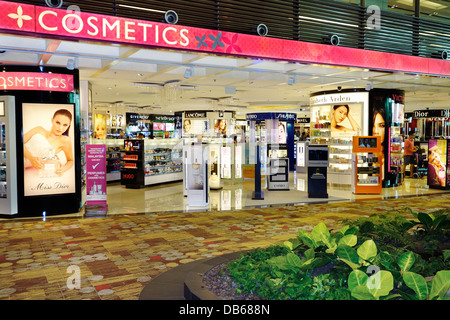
[22,103,76,196]
[85,144,107,207]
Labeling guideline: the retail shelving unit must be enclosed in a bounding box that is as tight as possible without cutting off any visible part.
[352,136,382,194]
[388,126,403,186]
[328,137,353,185]
[121,139,145,188]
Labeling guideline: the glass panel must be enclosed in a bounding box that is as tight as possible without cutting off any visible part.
[420,0,450,22]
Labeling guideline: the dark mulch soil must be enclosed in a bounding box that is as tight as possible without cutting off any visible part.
[202,262,262,300]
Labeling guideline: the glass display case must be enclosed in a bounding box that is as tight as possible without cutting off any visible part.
[144,139,183,185]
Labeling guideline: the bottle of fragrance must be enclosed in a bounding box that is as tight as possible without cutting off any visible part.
[39,148,60,178]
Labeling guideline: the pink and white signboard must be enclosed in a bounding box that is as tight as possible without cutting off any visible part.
[0,72,74,92]
[0,1,449,77]
[85,144,107,208]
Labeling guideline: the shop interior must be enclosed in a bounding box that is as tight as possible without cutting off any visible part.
[1,32,450,217]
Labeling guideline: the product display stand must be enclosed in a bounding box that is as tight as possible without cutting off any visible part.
[252,144,264,200]
[307,145,329,198]
[121,139,145,188]
[352,136,382,194]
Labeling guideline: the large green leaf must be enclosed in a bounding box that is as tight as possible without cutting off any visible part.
[366,270,394,299]
[286,253,302,268]
[418,212,433,229]
[430,270,450,299]
[336,244,360,269]
[311,222,333,248]
[348,270,368,291]
[298,229,317,249]
[397,252,415,272]
[379,251,395,270]
[268,256,289,270]
[338,234,357,247]
[350,285,375,300]
[357,240,377,261]
[403,271,428,300]
[432,215,447,230]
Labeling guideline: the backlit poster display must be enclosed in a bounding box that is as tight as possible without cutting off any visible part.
[22,103,76,196]
[428,139,448,188]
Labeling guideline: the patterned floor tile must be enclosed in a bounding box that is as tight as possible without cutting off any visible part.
[0,193,450,299]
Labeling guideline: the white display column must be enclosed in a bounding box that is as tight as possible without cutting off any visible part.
[186,144,209,207]
[0,96,17,215]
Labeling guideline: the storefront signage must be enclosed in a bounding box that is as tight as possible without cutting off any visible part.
[414,110,450,118]
[185,111,207,118]
[86,144,107,205]
[297,118,310,123]
[0,72,74,92]
[246,113,297,122]
[310,92,369,106]
[1,1,449,77]
[152,115,175,122]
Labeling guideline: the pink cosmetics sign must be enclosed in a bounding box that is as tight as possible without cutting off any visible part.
[86,144,107,207]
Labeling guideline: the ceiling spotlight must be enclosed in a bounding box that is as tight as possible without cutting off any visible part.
[66,57,78,70]
[288,75,297,86]
[184,67,194,79]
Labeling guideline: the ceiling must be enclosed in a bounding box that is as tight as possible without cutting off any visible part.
[0,33,449,117]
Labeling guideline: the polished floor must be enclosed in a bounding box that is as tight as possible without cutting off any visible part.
[83,173,447,217]
[0,174,449,300]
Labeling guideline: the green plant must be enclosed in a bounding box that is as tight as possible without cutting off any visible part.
[225,218,450,300]
[411,210,450,233]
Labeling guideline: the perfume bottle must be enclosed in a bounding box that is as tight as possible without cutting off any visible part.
[39,148,60,178]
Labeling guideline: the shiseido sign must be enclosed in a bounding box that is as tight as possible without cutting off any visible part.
[0,72,74,92]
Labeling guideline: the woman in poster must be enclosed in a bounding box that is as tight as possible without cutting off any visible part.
[372,104,386,181]
[428,145,446,187]
[183,119,191,134]
[330,104,360,132]
[23,108,74,177]
[215,119,227,135]
[94,114,106,139]
[278,122,287,144]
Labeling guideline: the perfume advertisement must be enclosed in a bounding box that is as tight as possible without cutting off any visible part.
[86,144,107,204]
[22,103,76,196]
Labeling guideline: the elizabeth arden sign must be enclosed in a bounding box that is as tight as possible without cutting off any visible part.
[0,1,449,76]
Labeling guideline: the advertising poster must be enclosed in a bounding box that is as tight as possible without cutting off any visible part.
[330,103,363,137]
[278,121,287,144]
[214,119,227,136]
[428,139,447,188]
[86,144,107,205]
[94,113,106,139]
[22,103,76,196]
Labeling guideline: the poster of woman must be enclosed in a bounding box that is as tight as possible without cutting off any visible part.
[22,103,76,196]
[428,140,446,188]
[330,104,362,133]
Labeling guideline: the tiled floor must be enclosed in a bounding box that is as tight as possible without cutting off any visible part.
[0,175,449,300]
